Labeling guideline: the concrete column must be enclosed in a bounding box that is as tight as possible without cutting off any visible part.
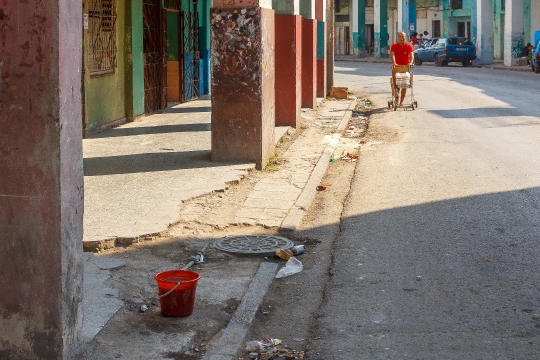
[300,0,317,108]
[356,0,367,56]
[524,0,531,44]
[398,0,409,35]
[471,0,477,45]
[408,0,416,38]
[532,0,540,41]
[476,0,494,65]
[442,0,450,37]
[326,0,335,96]
[504,0,525,66]
[273,0,302,128]
[210,0,275,169]
[316,0,326,98]
[374,0,389,58]
[0,1,84,358]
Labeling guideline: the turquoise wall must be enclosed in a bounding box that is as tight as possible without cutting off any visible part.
[493,0,504,60]
[442,0,472,37]
[199,0,210,95]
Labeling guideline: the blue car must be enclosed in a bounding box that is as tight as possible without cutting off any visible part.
[531,30,540,73]
[414,37,476,67]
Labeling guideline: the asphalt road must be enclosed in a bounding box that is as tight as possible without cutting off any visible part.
[306,63,540,359]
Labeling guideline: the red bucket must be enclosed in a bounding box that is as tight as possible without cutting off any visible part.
[154,270,200,317]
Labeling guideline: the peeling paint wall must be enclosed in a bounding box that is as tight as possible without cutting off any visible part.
[0,1,84,358]
[210,6,275,169]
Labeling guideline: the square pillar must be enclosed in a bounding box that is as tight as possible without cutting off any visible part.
[316,0,327,98]
[210,3,275,169]
[275,14,302,127]
[302,19,317,108]
[317,21,327,98]
[0,1,84,358]
[398,0,409,35]
[355,0,367,56]
[300,0,317,108]
[374,0,389,58]
[504,0,525,66]
[476,0,494,64]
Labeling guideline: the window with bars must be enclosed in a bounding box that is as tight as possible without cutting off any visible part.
[88,0,117,76]
[451,0,463,9]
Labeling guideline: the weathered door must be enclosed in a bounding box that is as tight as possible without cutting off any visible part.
[143,0,167,113]
[180,11,200,101]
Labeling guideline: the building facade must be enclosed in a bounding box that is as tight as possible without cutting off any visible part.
[339,0,540,65]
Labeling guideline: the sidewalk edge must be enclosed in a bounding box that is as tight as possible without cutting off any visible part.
[280,100,356,232]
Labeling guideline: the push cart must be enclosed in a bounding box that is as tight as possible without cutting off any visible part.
[388,64,418,111]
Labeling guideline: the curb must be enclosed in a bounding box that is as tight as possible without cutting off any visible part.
[203,262,279,360]
[280,100,356,232]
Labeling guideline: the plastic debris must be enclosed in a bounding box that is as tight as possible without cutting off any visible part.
[330,155,340,162]
[316,185,327,191]
[246,338,281,353]
[140,304,148,312]
[275,257,303,278]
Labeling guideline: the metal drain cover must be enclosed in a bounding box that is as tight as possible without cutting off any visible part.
[214,235,293,255]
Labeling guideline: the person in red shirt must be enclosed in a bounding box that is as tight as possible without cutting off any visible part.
[390,32,414,106]
[411,32,419,49]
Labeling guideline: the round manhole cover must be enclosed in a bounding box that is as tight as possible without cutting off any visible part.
[214,235,293,255]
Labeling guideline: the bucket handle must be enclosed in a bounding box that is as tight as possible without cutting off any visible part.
[158,281,182,299]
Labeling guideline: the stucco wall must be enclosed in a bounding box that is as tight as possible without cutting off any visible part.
[83,0,127,134]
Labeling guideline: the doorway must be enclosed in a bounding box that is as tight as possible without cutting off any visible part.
[345,26,350,55]
[143,0,166,113]
[432,20,441,38]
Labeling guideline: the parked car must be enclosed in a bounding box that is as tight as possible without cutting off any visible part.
[531,30,540,73]
[414,37,476,67]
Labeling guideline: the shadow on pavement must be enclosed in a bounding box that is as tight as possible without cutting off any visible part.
[83,150,246,176]
[86,123,211,139]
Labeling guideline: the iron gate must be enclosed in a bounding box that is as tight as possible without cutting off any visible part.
[143,0,166,113]
[180,11,200,101]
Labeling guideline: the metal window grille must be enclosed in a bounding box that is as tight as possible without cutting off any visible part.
[88,0,117,76]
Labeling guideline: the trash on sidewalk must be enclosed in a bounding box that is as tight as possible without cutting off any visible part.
[330,86,348,100]
[139,304,148,312]
[290,245,305,256]
[245,338,305,360]
[316,183,331,191]
[182,244,207,270]
[340,152,359,162]
[246,338,282,353]
[274,248,293,261]
[330,155,340,162]
[275,257,303,278]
